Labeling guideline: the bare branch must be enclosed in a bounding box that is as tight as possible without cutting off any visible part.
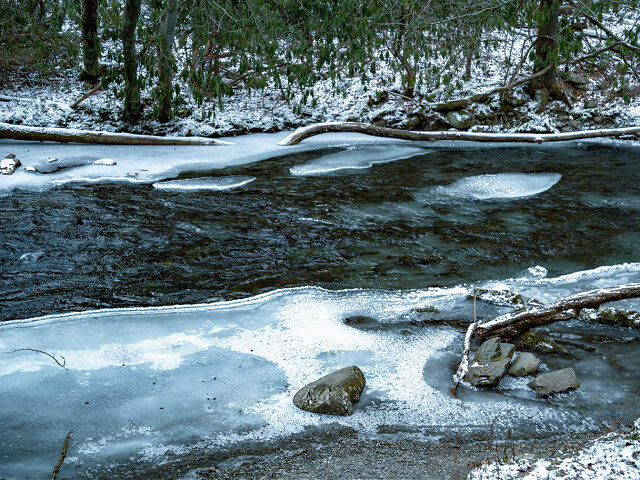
[51,430,73,480]
[12,348,68,370]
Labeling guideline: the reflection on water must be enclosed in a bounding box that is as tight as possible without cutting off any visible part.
[0,143,639,321]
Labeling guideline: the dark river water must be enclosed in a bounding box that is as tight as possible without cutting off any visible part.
[1,142,639,321]
[1,140,640,480]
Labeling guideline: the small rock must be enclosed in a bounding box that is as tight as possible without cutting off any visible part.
[25,166,38,172]
[579,307,640,328]
[584,99,598,109]
[446,109,475,130]
[471,288,542,308]
[293,366,366,416]
[529,368,580,397]
[94,158,117,165]
[508,352,540,377]
[4,153,16,159]
[567,73,589,88]
[465,337,515,387]
[514,330,571,356]
[46,157,58,163]
[1,157,21,175]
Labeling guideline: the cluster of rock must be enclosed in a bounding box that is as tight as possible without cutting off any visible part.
[464,337,580,397]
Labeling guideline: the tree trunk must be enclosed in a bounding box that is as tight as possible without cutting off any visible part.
[80,0,100,83]
[0,122,234,145]
[122,0,143,121]
[157,0,178,123]
[529,0,562,99]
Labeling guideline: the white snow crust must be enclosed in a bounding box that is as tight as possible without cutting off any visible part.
[468,420,640,480]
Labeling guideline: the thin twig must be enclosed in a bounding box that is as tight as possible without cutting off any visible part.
[51,430,73,480]
[12,348,68,370]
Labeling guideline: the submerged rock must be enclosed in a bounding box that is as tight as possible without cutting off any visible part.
[579,307,640,328]
[471,288,542,308]
[529,368,580,397]
[465,337,515,387]
[514,330,570,356]
[293,366,366,416]
[508,352,539,377]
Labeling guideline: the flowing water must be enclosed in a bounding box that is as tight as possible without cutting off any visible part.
[0,140,639,478]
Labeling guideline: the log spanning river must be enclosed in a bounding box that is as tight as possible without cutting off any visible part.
[0,135,639,478]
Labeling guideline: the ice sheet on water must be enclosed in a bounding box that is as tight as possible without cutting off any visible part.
[152,176,255,191]
[289,145,429,175]
[3,265,640,478]
[436,172,562,199]
[0,132,422,195]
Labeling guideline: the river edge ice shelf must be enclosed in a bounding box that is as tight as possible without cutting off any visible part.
[0,132,636,196]
[1,264,639,479]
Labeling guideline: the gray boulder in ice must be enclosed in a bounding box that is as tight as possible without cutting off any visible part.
[508,352,540,377]
[293,366,366,416]
[529,368,580,397]
[465,337,515,387]
[437,173,562,200]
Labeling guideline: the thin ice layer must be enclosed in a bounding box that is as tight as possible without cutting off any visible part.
[437,173,562,199]
[2,264,640,478]
[290,145,429,175]
[152,176,255,191]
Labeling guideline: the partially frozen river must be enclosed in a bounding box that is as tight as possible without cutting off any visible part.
[1,134,639,478]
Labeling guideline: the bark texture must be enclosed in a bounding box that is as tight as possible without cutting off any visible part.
[530,0,562,98]
[122,0,143,120]
[0,122,234,145]
[157,0,178,123]
[80,0,100,82]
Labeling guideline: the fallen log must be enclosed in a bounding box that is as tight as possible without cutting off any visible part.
[70,84,103,109]
[278,122,640,146]
[0,122,234,146]
[452,283,640,393]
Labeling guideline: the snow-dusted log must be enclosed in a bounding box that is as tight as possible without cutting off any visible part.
[278,122,640,146]
[451,321,479,396]
[476,283,640,342]
[0,122,234,146]
[452,283,640,392]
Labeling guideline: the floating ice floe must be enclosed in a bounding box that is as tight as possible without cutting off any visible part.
[152,176,255,191]
[437,173,562,199]
[290,145,429,175]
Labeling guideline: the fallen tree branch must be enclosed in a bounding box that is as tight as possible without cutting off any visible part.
[12,348,68,370]
[452,283,640,391]
[0,122,234,146]
[51,430,73,480]
[70,84,103,109]
[278,122,640,146]
[476,283,640,341]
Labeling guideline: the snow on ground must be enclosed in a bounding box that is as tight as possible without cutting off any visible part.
[468,419,640,480]
[2,11,640,138]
